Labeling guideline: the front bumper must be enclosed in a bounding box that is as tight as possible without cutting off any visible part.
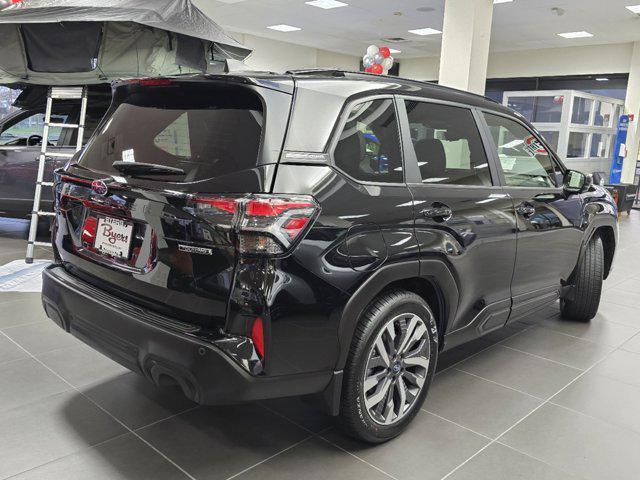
[41,265,331,405]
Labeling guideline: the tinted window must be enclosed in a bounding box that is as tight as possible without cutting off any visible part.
[405,101,492,186]
[484,113,558,188]
[0,111,70,146]
[79,85,263,182]
[334,99,403,183]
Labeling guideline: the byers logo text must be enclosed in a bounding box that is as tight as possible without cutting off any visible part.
[101,222,130,245]
[100,218,129,245]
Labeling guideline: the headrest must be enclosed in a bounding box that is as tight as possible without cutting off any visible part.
[415,138,446,180]
[335,132,363,164]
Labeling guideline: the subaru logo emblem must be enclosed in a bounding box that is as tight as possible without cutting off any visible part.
[91,180,108,196]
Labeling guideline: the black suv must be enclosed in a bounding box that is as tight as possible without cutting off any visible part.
[42,71,618,443]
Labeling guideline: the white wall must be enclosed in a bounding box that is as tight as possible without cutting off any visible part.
[400,43,636,81]
[400,57,440,81]
[230,32,360,73]
[487,43,635,79]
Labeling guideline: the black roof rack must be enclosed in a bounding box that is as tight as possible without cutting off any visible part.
[287,68,499,105]
[285,68,347,77]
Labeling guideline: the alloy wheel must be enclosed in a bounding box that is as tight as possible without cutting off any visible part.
[362,313,431,425]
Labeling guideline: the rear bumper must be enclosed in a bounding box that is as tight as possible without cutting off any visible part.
[41,265,331,405]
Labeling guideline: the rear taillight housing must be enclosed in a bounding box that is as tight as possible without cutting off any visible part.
[191,194,319,256]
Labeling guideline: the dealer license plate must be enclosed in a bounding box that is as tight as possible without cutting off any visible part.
[94,216,134,259]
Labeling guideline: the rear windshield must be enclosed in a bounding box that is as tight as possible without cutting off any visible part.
[78,84,264,182]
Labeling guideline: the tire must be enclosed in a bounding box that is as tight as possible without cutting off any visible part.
[560,235,604,322]
[339,290,438,443]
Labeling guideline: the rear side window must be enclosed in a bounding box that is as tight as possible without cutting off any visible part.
[405,101,492,186]
[483,113,558,188]
[79,84,264,182]
[333,99,403,183]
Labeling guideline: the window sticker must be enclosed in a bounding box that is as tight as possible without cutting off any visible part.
[122,149,135,163]
[500,156,517,171]
[569,172,583,189]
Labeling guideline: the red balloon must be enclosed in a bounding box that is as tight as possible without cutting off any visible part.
[365,66,374,73]
[371,64,383,75]
[379,47,391,59]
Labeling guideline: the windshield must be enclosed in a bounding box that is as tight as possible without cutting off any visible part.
[78,84,264,182]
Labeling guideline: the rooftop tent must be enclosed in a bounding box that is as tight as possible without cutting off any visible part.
[0,0,252,85]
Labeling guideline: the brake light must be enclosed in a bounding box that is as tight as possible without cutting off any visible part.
[138,78,173,87]
[191,194,319,256]
[245,199,314,217]
[251,317,265,359]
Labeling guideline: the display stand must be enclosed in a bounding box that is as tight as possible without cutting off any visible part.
[503,90,624,175]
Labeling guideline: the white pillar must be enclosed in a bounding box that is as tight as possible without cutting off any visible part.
[438,0,494,95]
[621,41,640,184]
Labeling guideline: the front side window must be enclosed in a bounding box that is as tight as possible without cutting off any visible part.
[333,99,403,183]
[484,113,558,188]
[405,101,492,186]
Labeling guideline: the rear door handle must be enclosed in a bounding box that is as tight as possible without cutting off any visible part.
[515,203,536,217]
[420,203,453,221]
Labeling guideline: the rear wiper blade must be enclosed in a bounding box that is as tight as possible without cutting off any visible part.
[111,162,185,176]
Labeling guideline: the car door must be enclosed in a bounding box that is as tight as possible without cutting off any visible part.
[399,98,517,348]
[480,111,584,320]
[0,107,76,218]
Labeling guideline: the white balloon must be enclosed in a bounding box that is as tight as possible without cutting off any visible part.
[382,57,394,70]
[373,53,384,64]
[363,55,374,68]
[367,45,379,57]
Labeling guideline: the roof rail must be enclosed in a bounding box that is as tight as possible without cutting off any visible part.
[285,68,347,77]
[287,68,499,104]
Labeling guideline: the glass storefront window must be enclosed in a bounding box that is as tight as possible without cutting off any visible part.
[593,101,614,127]
[0,86,21,120]
[539,131,560,151]
[506,96,563,123]
[567,132,589,158]
[507,97,535,122]
[533,96,564,123]
[571,97,593,125]
[590,134,611,158]
[613,105,623,127]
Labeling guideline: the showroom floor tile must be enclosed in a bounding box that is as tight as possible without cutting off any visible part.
[0,211,638,479]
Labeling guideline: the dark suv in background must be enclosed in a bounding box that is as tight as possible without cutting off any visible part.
[0,86,109,229]
[41,71,617,443]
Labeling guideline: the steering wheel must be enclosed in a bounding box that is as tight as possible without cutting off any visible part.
[27,135,43,147]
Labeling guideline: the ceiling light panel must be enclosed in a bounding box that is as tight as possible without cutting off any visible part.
[557,31,594,38]
[493,0,514,4]
[626,5,640,13]
[306,0,348,9]
[267,24,302,32]
[408,28,442,36]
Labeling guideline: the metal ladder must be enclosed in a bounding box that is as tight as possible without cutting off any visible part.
[25,86,88,264]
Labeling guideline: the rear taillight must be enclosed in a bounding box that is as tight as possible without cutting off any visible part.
[81,216,98,246]
[191,194,319,256]
[251,317,265,359]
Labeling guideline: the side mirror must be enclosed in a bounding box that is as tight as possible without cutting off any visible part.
[563,170,591,194]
